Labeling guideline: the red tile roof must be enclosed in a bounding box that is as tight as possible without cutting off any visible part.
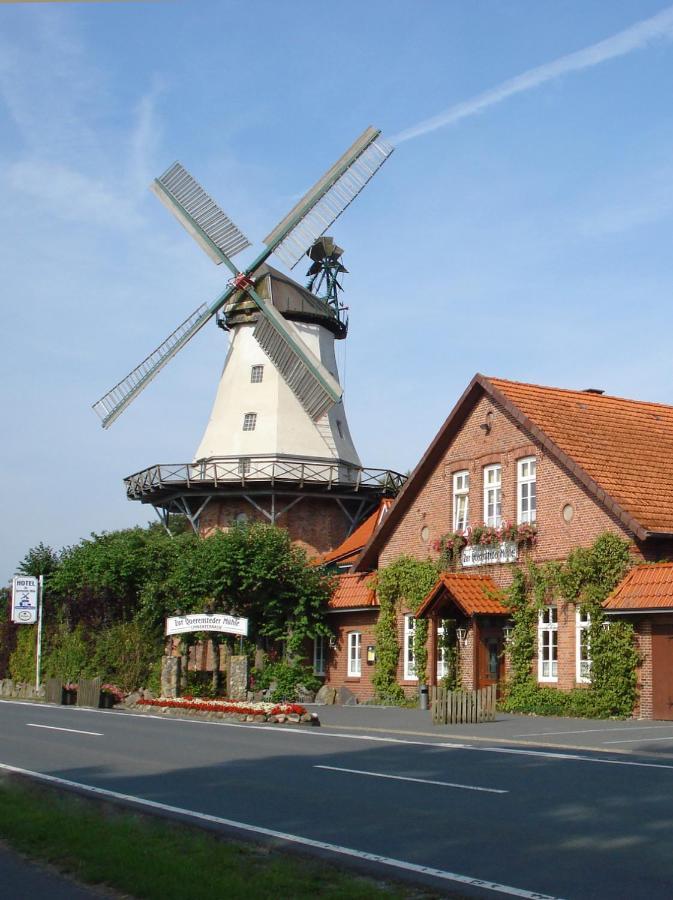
[417,573,507,618]
[489,377,673,535]
[328,572,378,610]
[356,374,673,570]
[320,499,393,567]
[604,564,673,611]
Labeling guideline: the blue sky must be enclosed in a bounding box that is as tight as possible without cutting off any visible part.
[2,0,673,580]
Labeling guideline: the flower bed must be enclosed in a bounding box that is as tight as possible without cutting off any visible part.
[132,696,314,725]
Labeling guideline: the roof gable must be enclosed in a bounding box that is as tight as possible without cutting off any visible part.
[328,572,378,610]
[356,374,672,570]
[321,499,392,567]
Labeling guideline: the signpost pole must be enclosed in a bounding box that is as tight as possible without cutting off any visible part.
[35,575,44,691]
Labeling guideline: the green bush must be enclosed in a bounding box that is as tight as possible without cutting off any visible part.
[252,661,321,701]
[91,620,162,692]
[44,624,93,683]
[8,627,36,683]
[500,678,631,719]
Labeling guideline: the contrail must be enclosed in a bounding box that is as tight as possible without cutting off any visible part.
[392,5,673,143]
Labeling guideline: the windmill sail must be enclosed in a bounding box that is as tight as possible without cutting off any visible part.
[151,163,251,265]
[92,303,212,428]
[264,127,393,270]
[251,294,341,420]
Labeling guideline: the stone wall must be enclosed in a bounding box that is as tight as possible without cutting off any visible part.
[0,680,44,701]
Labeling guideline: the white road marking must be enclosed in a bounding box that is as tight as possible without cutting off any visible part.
[515,725,673,737]
[26,724,103,736]
[603,735,673,745]
[0,761,559,900]
[314,765,508,794]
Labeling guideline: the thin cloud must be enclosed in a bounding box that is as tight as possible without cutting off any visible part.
[392,5,673,143]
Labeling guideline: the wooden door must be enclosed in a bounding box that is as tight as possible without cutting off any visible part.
[652,625,673,720]
[477,625,504,691]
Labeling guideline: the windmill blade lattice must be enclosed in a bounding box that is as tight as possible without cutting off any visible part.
[92,303,212,427]
[151,162,251,265]
[264,127,393,269]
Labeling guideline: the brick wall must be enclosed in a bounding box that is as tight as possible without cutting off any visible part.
[324,610,378,701]
[200,495,352,556]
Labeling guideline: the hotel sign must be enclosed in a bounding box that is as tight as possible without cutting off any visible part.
[165,613,249,637]
[461,541,518,568]
[11,576,38,624]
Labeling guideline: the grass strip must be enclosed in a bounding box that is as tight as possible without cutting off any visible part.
[0,777,439,899]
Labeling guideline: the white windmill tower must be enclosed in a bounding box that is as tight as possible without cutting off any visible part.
[93,128,405,555]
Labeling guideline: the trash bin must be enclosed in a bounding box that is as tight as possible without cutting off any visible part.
[419,684,429,710]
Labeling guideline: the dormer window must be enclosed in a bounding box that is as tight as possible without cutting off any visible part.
[250,365,264,384]
[242,412,257,431]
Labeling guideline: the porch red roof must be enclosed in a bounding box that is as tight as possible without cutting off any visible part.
[328,572,378,610]
[604,563,673,612]
[416,573,507,618]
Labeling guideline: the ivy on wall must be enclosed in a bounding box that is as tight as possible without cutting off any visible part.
[501,532,638,718]
[372,556,439,703]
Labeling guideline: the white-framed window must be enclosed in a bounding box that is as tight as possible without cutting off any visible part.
[242,412,257,431]
[250,365,264,383]
[576,609,591,683]
[517,457,537,524]
[404,614,417,681]
[347,632,361,677]
[238,457,251,476]
[538,606,558,682]
[453,471,469,532]
[483,464,502,527]
[436,621,447,680]
[313,635,326,676]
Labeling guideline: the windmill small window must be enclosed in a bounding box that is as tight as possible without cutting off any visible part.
[250,365,264,384]
[242,413,257,432]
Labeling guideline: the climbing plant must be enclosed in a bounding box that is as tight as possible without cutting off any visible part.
[501,532,638,718]
[372,556,439,703]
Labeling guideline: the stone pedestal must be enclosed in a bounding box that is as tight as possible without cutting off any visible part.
[161,656,182,698]
[227,655,248,700]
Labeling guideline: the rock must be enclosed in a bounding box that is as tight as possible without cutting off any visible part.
[295,684,316,703]
[125,691,141,707]
[336,685,358,706]
[315,685,337,705]
[142,689,155,700]
[288,714,301,723]
[275,714,286,723]
[253,690,265,702]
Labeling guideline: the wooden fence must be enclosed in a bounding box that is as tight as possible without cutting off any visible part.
[45,678,62,704]
[77,677,102,709]
[430,684,497,725]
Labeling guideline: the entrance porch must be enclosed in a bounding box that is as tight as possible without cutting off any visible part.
[417,573,509,692]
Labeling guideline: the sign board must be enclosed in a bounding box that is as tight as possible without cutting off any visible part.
[165,613,249,637]
[11,576,38,624]
[461,541,518,568]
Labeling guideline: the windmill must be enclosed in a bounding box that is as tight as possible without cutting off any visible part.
[95,127,406,552]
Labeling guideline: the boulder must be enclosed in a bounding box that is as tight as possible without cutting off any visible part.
[336,685,358,706]
[315,685,337,705]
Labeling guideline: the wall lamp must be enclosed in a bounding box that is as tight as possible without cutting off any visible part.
[456,627,468,646]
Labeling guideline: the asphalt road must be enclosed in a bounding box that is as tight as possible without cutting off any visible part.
[2,701,673,899]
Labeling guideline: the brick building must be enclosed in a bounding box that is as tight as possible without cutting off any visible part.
[318,374,673,718]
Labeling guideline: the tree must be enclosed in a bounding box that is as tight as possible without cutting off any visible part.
[16,543,59,578]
